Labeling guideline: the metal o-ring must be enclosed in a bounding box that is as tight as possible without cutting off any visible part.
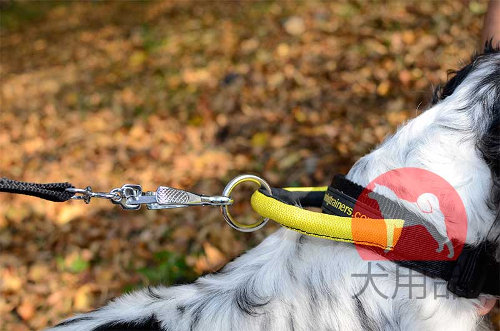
[221,174,272,232]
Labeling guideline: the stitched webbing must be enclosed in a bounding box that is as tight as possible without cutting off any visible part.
[249,179,499,298]
[250,188,405,250]
[329,175,499,298]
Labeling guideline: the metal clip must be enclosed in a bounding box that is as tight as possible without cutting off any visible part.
[68,184,232,210]
[111,184,143,210]
[66,186,121,204]
[66,174,271,232]
[126,186,233,210]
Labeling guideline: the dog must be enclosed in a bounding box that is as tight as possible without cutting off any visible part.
[50,45,499,331]
[368,184,455,258]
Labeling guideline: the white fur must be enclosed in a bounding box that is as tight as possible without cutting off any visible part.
[49,54,500,331]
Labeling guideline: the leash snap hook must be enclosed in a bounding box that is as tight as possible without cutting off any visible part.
[147,186,233,210]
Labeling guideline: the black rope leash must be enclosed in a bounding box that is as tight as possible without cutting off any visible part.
[0,177,235,209]
[0,177,75,202]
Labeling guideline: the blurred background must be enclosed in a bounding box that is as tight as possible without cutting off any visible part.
[0,1,497,330]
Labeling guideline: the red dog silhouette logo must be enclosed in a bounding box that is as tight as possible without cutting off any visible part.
[353,168,467,261]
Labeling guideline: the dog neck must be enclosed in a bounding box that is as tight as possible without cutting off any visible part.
[347,99,496,245]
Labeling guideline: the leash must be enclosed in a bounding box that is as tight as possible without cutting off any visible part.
[0,177,75,202]
[0,174,498,299]
[0,175,403,250]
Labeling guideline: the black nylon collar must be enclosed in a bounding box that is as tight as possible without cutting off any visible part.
[262,175,500,298]
[323,174,499,298]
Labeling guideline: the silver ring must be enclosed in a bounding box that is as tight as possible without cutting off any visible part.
[221,174,272,232]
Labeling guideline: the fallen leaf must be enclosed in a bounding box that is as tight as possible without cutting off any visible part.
[17,300,35,321]
[284,16,305,35]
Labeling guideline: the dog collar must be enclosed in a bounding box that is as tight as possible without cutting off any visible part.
[1,175,498,298]
[250,174,499,299]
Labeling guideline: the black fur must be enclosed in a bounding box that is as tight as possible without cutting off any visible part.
[479,106,500,209]
[55,316,94,327]
[354,296,381,331]
[316,268,338,310]
[304,272,322,328]
[234,282,270,316]
[286,257,298,281]
[432,41,500,260]
[431,39,499,106]
[186,287,216,331]
[176,305,186,316]
[146,287,164,301]
[55,314,165,331]
[92,315,164,331]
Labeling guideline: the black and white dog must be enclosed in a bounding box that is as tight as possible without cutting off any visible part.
[51,45,499,331]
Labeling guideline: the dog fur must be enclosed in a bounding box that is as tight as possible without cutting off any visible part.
[49,45,500,331]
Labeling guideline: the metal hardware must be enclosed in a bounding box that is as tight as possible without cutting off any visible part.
[66,187,121,204]
[66,174,269,232]
[221,174,272,232]
[67,184,234,210]
[111,184,143,210]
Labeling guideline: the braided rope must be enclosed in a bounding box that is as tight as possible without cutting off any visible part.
[0,177,75,202]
